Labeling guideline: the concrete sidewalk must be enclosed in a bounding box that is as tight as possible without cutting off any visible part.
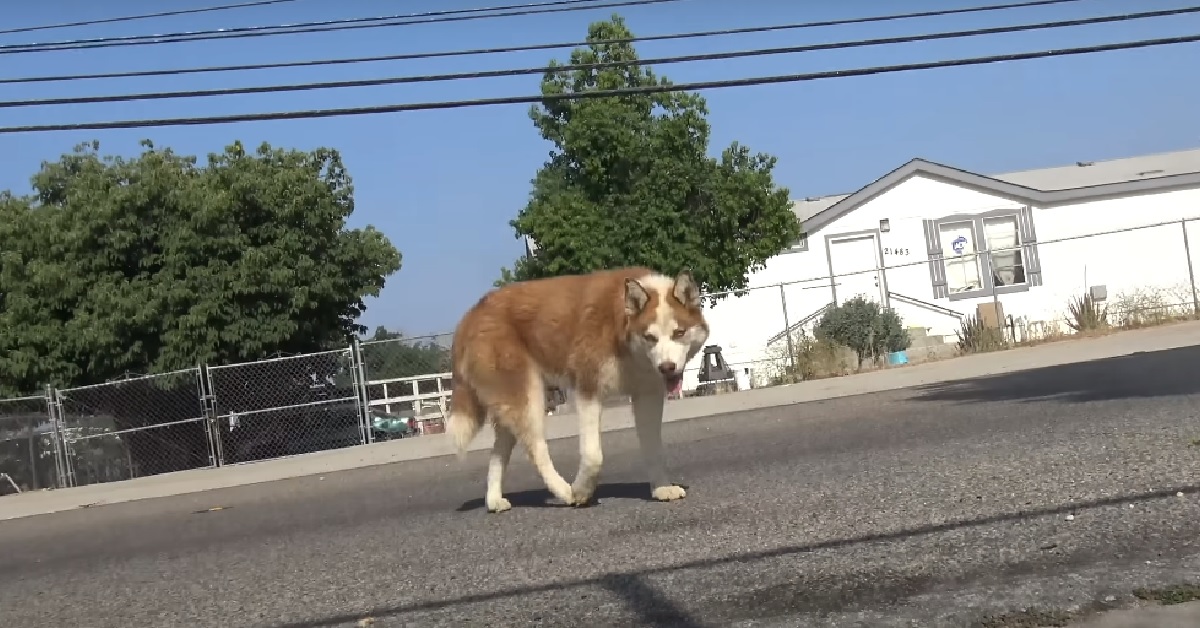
[3,321,1198,522]
[1073,601,1200,627]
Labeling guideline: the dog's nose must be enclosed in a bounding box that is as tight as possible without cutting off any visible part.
[658,361,678,375]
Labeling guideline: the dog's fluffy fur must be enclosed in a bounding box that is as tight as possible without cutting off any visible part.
[445,267,710,513]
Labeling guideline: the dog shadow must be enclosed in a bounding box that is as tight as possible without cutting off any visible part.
[456,481,688,512]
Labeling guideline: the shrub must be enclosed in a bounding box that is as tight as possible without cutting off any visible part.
[815,296,911,368]
[955,314,1006,353]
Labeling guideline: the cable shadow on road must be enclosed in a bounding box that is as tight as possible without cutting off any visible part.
[455,482,687,512]
[912,345,1200,404]
[272,484,1200,628]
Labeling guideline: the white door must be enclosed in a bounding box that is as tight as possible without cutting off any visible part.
[829,234,883,306]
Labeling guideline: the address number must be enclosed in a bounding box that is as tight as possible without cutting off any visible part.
[883,247,911,255]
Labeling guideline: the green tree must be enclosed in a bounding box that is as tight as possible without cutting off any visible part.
[508,14,800,301]
[0,140,402,396]
[493,254,539,288]
[815,296,911,367]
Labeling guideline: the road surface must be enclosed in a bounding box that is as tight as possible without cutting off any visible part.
[2,344,1199,627]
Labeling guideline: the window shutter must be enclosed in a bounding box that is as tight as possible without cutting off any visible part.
[1017,206,1043,286]
[923,219,949,299]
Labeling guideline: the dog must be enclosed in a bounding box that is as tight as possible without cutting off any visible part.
[445,267,710,513]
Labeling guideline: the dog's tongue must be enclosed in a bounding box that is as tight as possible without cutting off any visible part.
[668,378,683,397]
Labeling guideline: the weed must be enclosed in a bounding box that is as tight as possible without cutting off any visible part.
[955,314,1007,354]
[1066,292,1108,332]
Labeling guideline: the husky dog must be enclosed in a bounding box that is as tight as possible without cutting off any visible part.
[446,267,710,513]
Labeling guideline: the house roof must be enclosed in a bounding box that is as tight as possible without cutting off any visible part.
[801,147,1200,234]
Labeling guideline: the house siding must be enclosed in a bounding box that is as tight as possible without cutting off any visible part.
[687,174,1200,392]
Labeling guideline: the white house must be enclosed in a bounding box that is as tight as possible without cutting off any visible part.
[692,146,1200,391]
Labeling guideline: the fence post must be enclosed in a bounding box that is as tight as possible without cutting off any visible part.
[778,283,796,376]
[197,363,223,468]
[48,386,75,488]
[349,337,374,445]
[1182,219,1199,318]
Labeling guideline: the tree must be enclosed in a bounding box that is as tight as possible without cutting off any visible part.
[493,254,539,288]
[0,140,402,396]
[0,140,402,477]
[508,14,800,301]
[815,297,911,367]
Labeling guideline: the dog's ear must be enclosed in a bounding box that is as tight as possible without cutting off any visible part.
[673,268,701,308]
[625,278,650,316]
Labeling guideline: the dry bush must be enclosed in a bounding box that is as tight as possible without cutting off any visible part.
[1109,285,1197,329]
[762,328,855,385]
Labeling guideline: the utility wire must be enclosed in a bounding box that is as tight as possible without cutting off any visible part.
[0,0,1096,84]
[1,0,687,54]
[2,32,1196,135]
[6,5,1194,110]
[0,0,308,36]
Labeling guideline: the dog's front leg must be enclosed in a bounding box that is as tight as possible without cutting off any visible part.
[630,391,686,502]
[569,394,604,506]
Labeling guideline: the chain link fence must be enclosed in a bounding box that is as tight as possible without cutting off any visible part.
[0,393,61,494]
[359,335,454,437]
[207,349,364,465]
[54,368,213,488]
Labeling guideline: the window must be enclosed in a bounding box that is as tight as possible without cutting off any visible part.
[787,231,809,253]
[983,216,1026,286]
[922,206,1042,300]
[938,221,983,294]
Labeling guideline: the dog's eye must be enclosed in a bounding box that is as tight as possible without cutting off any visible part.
[671,329,686,340]
[643,333,658,343]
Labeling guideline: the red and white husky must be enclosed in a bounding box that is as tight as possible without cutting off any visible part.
[446,267,710,513]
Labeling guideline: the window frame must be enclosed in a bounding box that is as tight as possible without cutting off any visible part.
[923,206,1043,302]
[783,230,809,253]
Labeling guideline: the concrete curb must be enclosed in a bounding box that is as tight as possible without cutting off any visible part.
[3,321,1198,521]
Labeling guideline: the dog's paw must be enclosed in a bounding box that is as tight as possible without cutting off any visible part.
[568,483,597,507]
[651,484,687,502]
[485,496,512,513]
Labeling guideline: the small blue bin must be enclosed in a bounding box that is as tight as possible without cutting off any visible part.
[886,350,909,366]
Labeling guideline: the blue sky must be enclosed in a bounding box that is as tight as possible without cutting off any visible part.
[2,0,1198,337]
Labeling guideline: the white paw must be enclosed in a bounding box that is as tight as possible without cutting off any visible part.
[485,496,512,513]
[651,485,687,502]
[569,482,597,507]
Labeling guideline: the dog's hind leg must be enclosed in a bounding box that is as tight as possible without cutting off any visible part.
[631,390,686,502]
[507,373,573,506]
[485,424,517,513]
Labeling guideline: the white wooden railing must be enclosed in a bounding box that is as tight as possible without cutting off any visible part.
[366,372,454,422]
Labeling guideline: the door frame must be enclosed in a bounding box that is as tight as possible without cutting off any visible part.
[823,228,891,309]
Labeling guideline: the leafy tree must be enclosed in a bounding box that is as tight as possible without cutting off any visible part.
[0,140,402,477]
[0,139,401,396]
[507,14,800,301]
[493,254,539,288]
[815,297,911,367]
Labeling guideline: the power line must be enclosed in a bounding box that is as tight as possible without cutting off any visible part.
[3,32,1196,135]
[1,0,687,54]
[0,0,308,36]
[0,0,1095,84]
[7,5,1193,110]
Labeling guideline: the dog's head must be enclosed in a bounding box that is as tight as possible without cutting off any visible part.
[623,269,710,393]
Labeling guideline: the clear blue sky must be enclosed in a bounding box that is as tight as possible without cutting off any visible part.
[2,0,1198,337]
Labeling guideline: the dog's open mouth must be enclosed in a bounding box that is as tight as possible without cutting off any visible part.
[663,373,683,396]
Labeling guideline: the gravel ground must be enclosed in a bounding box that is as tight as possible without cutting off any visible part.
[2,345,1199,627]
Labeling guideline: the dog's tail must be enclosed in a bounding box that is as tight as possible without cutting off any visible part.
[445,379,486,459]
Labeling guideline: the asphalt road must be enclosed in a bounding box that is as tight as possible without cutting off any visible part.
[3,345,1200,628]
